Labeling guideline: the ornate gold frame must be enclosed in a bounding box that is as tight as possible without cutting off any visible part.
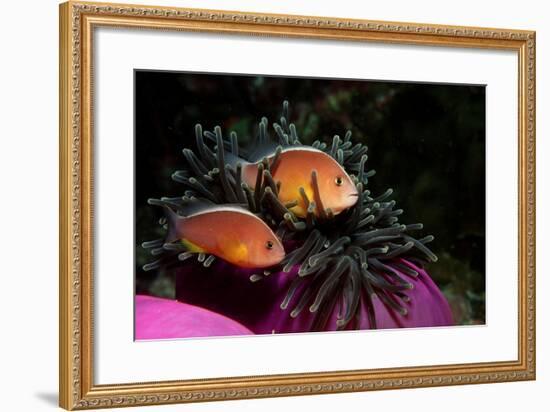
[59,1,536,409]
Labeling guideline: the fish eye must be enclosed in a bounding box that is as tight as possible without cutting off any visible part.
[335,176,344,186]
[265,240,274,250]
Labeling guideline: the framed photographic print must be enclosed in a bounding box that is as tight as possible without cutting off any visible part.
[59,1,536,409]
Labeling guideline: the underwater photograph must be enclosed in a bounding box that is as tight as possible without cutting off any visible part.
[134,71,486,340]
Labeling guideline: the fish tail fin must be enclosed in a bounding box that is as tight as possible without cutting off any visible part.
[163,206,183,243]
[163,205,206,254]
[222,150,259,188]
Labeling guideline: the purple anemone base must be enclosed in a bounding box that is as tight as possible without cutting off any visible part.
[163,258,454,337]
[137,260,453,339]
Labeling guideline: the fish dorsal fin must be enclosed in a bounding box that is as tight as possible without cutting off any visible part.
[176,197,218,217]
[222,150,251,169]
[250,143,326,163]
[185,203,254,218]
[248,140,283,163]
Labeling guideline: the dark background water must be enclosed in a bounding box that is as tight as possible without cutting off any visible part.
[135,70,486,325]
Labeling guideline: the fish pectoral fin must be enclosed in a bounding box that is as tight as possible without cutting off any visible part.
[289,204,307,218]
[217,237,249,266]
[231,243,249,263]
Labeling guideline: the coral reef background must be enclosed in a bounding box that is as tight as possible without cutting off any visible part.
[134,71,486,326]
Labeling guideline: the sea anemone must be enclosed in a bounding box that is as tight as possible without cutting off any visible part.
[135,295,253,339]
[173,259,453,335]
[142,101,453,333]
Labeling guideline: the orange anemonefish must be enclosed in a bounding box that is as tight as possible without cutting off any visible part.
[231,146,359,217]
[164,204,285,269]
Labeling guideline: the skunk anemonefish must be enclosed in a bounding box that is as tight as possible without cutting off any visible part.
[163,204,285,269]
[228,146,359,217]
